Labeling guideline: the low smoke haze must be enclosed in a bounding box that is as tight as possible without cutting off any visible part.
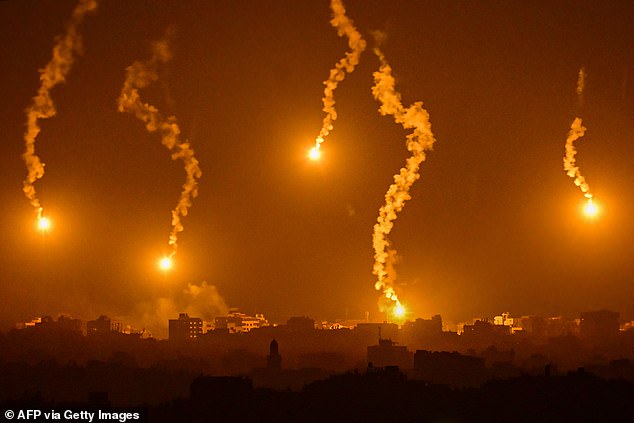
[1,0,633,333]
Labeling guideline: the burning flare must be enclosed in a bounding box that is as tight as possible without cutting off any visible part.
[583,198,599,218]
[563,69,593,201]
[159,256,173,271]
[37,216,51,232]
[22,0,98,225]
[118,37,202,259]
[371,44,436,314]
[310,0,366,159]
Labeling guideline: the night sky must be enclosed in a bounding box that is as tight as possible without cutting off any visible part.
[1,0,633,335]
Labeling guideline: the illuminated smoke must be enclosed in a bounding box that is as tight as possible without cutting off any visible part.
[311,0,367,156]
[132,281,228,338]
[576,67,586,106]
[22,0,99,221]
[118,38,202,257]
[371,45,436,314]
[563,69,592,200]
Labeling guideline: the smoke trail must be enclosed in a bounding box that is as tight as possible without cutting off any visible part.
[118,38,202,257]
[22,0,99,221]
[371,45,436,313]
[576,67,586,106]
[310,0,367,157]
[563,68,592,200]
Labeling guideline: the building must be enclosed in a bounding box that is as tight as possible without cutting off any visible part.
[286,316,315,332]
[214,311,269,333]
[580,310,620,340]
[402,315,443,346]
[169,313,203,341]
[87,315,111,336]
[267,339,282,371]
[367,338,413,369]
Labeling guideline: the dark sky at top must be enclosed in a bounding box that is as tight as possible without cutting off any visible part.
[0,0,633,332]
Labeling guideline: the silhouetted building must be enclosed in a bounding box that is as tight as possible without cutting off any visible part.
[169,313,203,341]
[267,339,282,371]
[402,315,443,347]
[87,315,111,336]
[367,338,413,369]
[464,319,511,336]
[24,315,83,333]
[580,310,620,341]
[286,316,315,332]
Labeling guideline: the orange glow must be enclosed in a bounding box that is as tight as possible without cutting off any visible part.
[583,198,599,218]
[308,145,321,160]
[37,216,51,232]
[159,256,173,271]
[393,303,406,319]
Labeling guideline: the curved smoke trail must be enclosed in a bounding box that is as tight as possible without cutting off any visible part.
[563,68,592,200]
[311,0,367,157]
[22,0,99,221]
[371,46,436,314]
[118,38,202,257]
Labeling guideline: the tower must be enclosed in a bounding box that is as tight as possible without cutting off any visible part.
[267,339,282,371]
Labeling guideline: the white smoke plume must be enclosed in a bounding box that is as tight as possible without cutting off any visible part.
[131,281,228,339]
[22,0,99,220]
[563,68,592,199]
[371,45,436,313]
[118,37,202,257]
[311,0,367,156]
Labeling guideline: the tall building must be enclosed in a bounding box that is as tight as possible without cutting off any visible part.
[169,313,203,341]
[267,339,282,371]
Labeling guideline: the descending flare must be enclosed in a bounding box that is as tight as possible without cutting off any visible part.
[563,69,593,202]
[371,45,436,314]
[583,198,599,218]
[37,216,51,232]
[159,256,173,271]
[22,0,99,225]
[310,0,366,158]
[118,38,202,259]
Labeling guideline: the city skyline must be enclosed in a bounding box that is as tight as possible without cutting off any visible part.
[1,0,633,332]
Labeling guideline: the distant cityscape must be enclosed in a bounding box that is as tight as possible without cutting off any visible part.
[3,308,633,420]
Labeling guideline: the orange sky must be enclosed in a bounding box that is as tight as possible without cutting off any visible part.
[0,0,632,330]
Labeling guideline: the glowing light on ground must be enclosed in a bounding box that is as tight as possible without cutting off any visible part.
[159,256,173,271]
[583,198,599,218]
[37,216,51,232]
[308,146,321,160]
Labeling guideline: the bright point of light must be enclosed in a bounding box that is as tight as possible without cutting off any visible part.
[393,304,406,319]
[37,216,51,232]
[583,199,599,218]
[159,257,173,271]
[308,146,321,160]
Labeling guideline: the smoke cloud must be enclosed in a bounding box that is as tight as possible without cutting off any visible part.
[130,281,228,339]
[563,69,592,199]
[22,0,99,220]
[371,44,436,313]
[311,0,367,155]
[118,37,202,257]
